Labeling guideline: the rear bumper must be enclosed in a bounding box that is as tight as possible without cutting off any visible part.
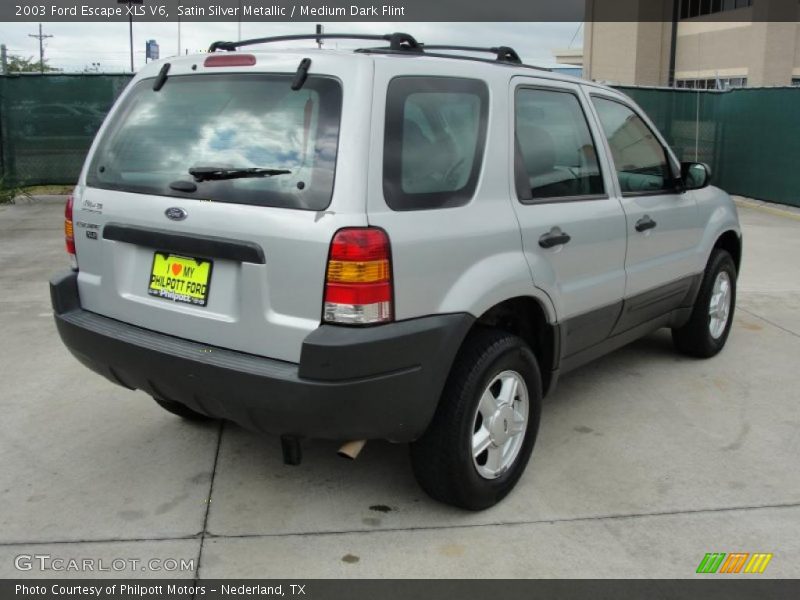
[50,271,473,442]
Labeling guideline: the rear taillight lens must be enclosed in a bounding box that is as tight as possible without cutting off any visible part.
[324,228,393,325]
[65,194,78,270]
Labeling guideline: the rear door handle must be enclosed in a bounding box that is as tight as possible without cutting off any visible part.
[538,227,571,249]
[635,215,657,232]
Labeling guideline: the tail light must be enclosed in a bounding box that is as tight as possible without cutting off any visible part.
[324,228,393,325]
[65,194,78,270]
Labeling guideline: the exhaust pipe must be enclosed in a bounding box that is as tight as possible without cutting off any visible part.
[337,440,366,460]
[280,435,303,466]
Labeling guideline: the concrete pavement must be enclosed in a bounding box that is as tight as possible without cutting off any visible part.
[0,196,798,578]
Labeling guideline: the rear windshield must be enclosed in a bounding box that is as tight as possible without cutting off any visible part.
[86,74,342,211]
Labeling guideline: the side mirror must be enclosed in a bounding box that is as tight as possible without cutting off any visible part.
[681,162,712,190]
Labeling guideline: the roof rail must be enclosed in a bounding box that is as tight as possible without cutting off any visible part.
[207,32,551,73]
[421,45,522,65]
[356,47,551,73]
[208,32,421,53]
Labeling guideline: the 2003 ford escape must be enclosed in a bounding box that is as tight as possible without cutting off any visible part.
[50,33,742,509]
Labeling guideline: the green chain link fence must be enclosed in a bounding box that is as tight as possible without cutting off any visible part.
[0,75,798,207]
[0,73,132,188]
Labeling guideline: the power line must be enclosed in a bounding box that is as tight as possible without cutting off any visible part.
[28,23,53,74]
[568,23,583,49]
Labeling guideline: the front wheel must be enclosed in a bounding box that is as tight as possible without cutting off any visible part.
[672,249,737,358]
[410,328,542,510]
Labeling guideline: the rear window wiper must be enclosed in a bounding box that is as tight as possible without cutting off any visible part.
[189,166,292,182]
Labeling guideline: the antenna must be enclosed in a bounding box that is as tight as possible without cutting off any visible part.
[28,23,53,74]
[316,24,324,49]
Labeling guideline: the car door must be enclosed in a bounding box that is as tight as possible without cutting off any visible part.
[509,77,627,359]
[588,92,703,334]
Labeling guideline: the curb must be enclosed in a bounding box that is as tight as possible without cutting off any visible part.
[733,197,800,221]
[11,194,69,205]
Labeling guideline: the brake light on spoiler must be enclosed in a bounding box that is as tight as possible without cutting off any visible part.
[203,54,256,67]
[323,228,393,325]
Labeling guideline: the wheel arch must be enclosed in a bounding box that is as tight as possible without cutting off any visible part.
[470,296,558,396]
[713,230,742,275]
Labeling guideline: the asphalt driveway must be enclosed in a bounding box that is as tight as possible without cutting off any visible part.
[1,196,798,578]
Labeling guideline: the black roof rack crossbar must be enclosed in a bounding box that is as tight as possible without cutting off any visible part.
[420,45,522,65]
[355,47,551,73]
[208,32,421,53]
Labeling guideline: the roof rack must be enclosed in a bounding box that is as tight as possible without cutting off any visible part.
[208,32,422,53]
[207,31,550,73]
[420,45,522,65]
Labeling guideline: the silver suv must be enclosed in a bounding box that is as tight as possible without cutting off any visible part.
[50,33,742,510]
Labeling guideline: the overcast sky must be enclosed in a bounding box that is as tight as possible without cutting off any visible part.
[2,22,583,72]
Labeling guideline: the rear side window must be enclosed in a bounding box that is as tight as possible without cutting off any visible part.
[514,87,604,202]
[591,96,675,195]
[87,74,342,210]
[383,77,488,211]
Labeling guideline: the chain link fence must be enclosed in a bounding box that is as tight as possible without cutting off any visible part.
[0,73,132,187]
[0,75,798,207]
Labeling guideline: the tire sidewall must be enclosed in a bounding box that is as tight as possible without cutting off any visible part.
[701,252,737,353]
[456,341,542,507]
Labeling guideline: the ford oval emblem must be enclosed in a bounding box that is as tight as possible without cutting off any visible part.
[165,207,187,221]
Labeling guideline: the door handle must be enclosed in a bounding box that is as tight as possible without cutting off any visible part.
[538,227,571,249]
[635,215,657,232]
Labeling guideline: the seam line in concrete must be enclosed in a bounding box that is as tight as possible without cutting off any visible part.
[193,420,224,583]
[1,500,798,548]
[0,535,199,548]
[739,306,800,339]
[202,499,800,541]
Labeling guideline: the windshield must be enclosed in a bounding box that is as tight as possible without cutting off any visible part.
[87,73,342,210]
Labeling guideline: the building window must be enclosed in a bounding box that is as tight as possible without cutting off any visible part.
[791,78,800,88]
[681,0,751,19]
[725,77,747,89]
[675,77,747,90]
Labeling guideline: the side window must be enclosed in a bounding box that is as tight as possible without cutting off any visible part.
[384,77,488,211]
[591,96,676,195]
[514,88,604,202]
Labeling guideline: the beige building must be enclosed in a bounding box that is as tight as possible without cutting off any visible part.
[582,0,800,88]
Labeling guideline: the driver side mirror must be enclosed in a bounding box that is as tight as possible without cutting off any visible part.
[681,162,712,190]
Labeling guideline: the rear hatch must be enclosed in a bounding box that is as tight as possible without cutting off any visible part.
[73,53,371,363]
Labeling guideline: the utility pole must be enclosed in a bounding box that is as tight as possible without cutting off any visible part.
[118,0,142,72]
[129,15,134,71]
[28,23,53,74]
[0,44,7,75]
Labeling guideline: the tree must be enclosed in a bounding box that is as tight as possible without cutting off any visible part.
[6,54,61,73]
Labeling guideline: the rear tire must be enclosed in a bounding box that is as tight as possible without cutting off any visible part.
[410,328,542,510]
[672,249,737,358]
[153,396,213,421]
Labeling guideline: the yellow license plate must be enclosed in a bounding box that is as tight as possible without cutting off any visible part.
[148,253,213,307]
